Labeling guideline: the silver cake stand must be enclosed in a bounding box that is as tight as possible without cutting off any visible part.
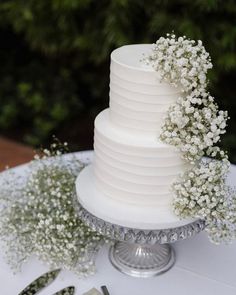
[77,204,205,278]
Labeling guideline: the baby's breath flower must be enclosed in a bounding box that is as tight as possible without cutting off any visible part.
[173,159,236,244]
[160,90,228,163]
[145,34,236,243]
[145,34,212,91]
[0,145,104,276]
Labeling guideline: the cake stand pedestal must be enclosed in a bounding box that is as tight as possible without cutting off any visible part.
[77,205,205,278]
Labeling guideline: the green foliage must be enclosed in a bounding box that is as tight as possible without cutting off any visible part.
[0,0,235,161]
[0,148,104,275]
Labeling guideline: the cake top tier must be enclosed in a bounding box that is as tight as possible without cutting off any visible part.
[111,44,153,71]
[110,44,181,92]
[109,44,182,135]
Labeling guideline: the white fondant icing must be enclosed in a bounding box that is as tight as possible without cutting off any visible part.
[76,165,195,229]
[94,156,180,184]
[109,83,179,103]
[110,44,181,91]
[93,109,190,208]
[109,45,183,134]
[94,173,173,205]
[94,150,189,175]
[95,109,175,147]
[94,140,184,167]
[76,44,191,228]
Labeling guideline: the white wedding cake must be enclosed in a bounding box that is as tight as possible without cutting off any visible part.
[76,44,195,229]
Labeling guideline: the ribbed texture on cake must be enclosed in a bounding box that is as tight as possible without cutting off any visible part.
[93,109,189,206]
[93,44,187,208]
[109,44,181,135]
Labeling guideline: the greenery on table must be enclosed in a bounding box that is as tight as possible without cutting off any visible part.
[0,144,104,276]
[0,0,235,161]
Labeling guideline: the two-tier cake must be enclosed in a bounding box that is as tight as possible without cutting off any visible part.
[76,44,195,229]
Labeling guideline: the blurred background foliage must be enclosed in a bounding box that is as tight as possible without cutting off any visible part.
[0,0,235,161]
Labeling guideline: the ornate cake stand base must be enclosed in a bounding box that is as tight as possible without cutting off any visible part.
[76,204,205,278]
[109,242,175,278]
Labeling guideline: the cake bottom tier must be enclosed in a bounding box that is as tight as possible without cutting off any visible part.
[93,109,191,207]
[76,164,195,229]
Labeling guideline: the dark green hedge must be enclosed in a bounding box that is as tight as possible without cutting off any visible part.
[0,0,236,161]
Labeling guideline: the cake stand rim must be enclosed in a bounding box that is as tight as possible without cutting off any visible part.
[76,200,205,245]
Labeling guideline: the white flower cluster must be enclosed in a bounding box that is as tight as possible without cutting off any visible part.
[0,146,104,276]
[147,34,212,91]
[147,34,235,243]
[173,159,236,244]
[160,89,228,163]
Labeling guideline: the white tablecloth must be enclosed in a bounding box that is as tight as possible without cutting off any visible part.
[0,151,236,295]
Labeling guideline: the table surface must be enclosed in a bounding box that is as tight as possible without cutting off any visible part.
[0,151,236,295]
